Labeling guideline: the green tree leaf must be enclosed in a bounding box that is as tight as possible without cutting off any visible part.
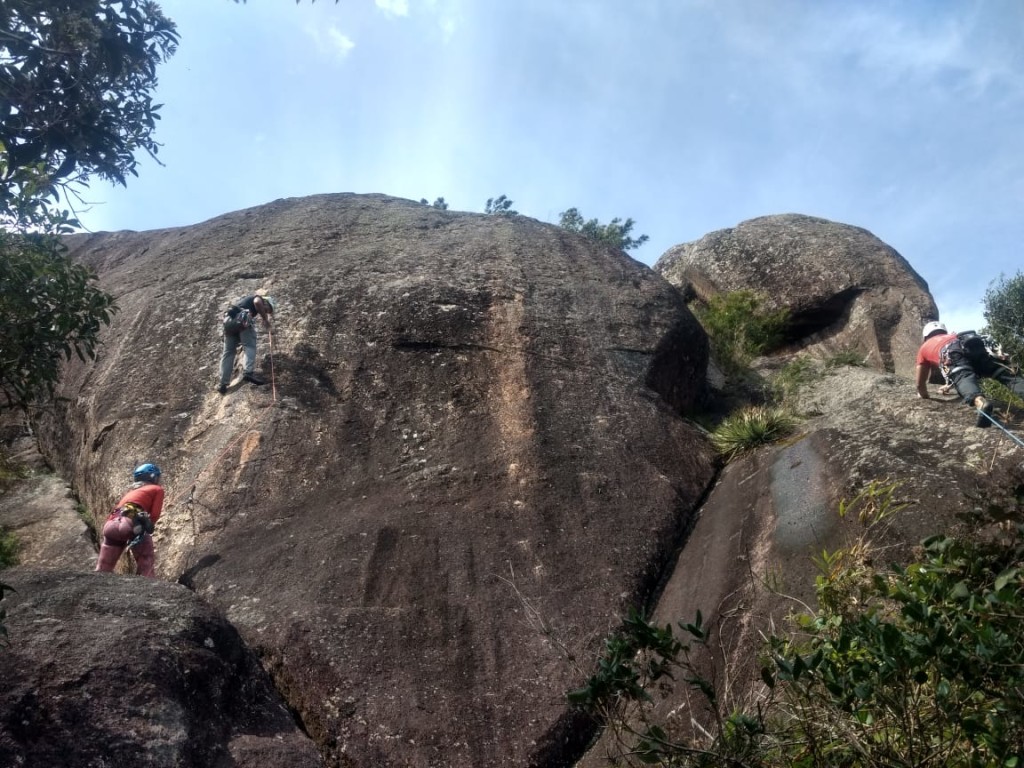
[558,207,650,252]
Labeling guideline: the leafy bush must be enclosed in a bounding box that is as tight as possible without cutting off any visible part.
[809,480,907,616]
[0,235,117,410]
[984,271,1024,365]
[771,530,1024,768]
[711,406,797,460]
[570,481,1024,767]
[981,378,1024,411]
[694,291,789,374]
[567,608,766,767]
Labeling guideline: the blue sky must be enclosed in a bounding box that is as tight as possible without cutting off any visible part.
[75,0,1024,333]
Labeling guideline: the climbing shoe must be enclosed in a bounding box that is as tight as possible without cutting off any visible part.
[975,397,994,428]
[243,372,266,385]
[217,384,227,395]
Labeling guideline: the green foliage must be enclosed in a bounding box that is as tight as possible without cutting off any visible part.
[694,291,789,374]
[981,378,1024,411]
[558,207,650,252]
[419,197,448,210]
[484,194,517,216]
[824,348,867,369]
[0,0,179,224]
[75,497,100,541]
[0,527,17,569]
[767,350,863,414]
[984,271,1024,365]
[710,406,797,460]
[772,357,822,405]
[0,1,173,409]
[571,481,1024,767]
[811,480,909,616]
[0,231,117,410]
[568,608,765,766]
[773,530,1024,768]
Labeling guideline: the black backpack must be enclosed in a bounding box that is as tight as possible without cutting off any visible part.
[222,305,253,334]
[956,331,991,362]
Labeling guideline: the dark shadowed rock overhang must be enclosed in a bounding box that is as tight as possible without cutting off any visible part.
[655,214,938,378]
[33,193,718,767]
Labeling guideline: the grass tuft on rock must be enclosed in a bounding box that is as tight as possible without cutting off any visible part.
[711,406,797,460]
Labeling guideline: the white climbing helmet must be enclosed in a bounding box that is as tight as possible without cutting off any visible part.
[922,320,947,339]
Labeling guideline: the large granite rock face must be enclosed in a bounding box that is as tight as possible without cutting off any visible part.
[34,194,717,767]
[655,214,938,378]
[0,568,323,768]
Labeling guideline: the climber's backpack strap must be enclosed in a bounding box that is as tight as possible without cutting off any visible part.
[223,305,252,334]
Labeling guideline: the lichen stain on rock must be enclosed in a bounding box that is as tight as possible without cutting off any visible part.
[487,293,535,453]
[237,430,263,469]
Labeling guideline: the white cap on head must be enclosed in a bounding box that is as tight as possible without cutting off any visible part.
[922,320,947,339]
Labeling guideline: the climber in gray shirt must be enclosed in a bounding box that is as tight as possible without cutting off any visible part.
[219,294,275,394]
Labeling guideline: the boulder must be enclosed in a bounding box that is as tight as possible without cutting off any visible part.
[31,193,717,766]
[580,361,1024,764]
[0,568,323,768]
[655,214,938,378]
[0,428,95,572]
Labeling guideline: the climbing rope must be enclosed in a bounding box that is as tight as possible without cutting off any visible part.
[166,330,280,509]
[976,405,1024,450]
[268,325,277,401]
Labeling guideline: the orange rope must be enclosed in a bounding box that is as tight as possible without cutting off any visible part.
[268,325,278,401]
[166,327,279,508]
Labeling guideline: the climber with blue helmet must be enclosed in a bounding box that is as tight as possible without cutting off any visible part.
[95,463,165,577]
[916,320,1024,428]
[218,293,276,395]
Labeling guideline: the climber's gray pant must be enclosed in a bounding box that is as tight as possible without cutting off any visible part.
[220,325,258,387]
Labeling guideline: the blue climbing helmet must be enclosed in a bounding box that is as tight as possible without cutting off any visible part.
[133,463,161,483]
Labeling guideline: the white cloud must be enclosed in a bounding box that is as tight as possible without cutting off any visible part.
[718,4,1021,105]
[306,24,356,60]
[328,27,356,57]
[375,0,410,17]
[822,8,1020,99]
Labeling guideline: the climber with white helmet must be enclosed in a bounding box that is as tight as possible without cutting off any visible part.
[218,294,276,394]
[916,320,1024,428]
[95,463,164,577]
